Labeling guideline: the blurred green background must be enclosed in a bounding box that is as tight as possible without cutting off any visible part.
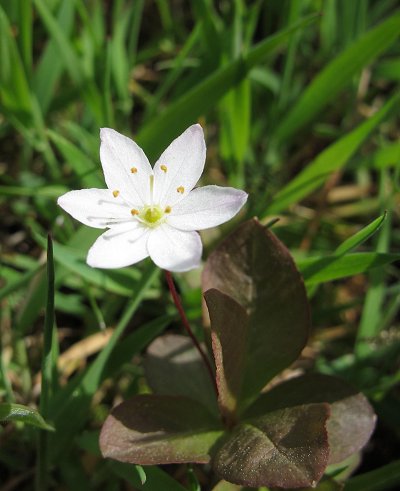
[0,0,399,490]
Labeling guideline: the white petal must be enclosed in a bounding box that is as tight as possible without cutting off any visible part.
[57,189,131,228]
[147,224,202,272]
[100,128,153,205]
[152,124,206,207]
[87,223,150,269]
[167,185,248,231]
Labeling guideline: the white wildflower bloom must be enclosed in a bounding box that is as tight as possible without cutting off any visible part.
[57,125,248,272]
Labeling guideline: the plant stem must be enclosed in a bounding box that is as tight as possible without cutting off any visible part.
[36,234,55,491]
[164,270,217,396]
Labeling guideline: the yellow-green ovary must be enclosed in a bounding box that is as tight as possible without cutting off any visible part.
[140,205,164,226]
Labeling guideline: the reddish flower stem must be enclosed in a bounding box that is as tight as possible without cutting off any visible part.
[164,270,218,396]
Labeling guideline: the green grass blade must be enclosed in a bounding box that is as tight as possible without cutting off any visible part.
[127,0,145,65]
[137,14,317,160]
[17,0,33,76]
[319,0,337,55]
[372,141,400,169]
[0,184,67,199]
[33,0,76,113]
[344,459,400,491]
[15,269,47,337]
[219,2,251,187]
[32,229,145,297]
[277,0,302,110]
[102,39,114,127]
[355,172,392,358]
[263,90,400,216]
[32,0,103,124]
[103,314,173,376]
[335,213,387,255]
[48,263,160,460]
[338,0,368,49]
[47,130,102,187]
[273,12,400,144]
[0,263,45,302]
[32,0,83,85]
[0,316,14,402]
[144,22,201,121]
[0,5,32,121]
[36,234,57,491]
[375,57,400,83]
[109,3,131,107]
[219,76,251,187]
[299,252,400,285]
[50,240,137,297]
[192,0,222,67]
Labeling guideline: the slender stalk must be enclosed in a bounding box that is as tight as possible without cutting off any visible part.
[164,271,217,395]
[36,234,55,491]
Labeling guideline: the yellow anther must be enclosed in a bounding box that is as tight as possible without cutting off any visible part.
[112,190,120,198]
[130,209,139,216]
[177,186,185,194]
[160,164,168,173]
[165,206,171,213]
[130,167,138,174]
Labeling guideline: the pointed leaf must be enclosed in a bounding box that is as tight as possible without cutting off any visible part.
[0,403,54,431]
[213,403,330,488]
[144,334,218,415]
[299,252,400,285]
[203,219,309,411]
[244,374,376,465]
[100,395,223,465]
[334,213,387,256]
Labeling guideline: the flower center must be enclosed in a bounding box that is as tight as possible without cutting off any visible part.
[129,176,172,228]
[141,205,164,224]
[132,204,170,228]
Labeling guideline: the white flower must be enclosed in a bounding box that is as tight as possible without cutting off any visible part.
[57,124,247,272]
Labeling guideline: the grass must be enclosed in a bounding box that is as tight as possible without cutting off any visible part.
[0,1,399,490]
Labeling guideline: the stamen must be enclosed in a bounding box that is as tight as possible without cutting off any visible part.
[160,165,168,173]
[130,209,139,215]
[177,186,185,194]
[130,167,138,173]
[165,206,171,213]
[112,190,120,198]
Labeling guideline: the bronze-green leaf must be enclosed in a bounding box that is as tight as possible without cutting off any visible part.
[244,374,376,465]
[203,219,310,412]
[100,395,223,465]
[213,403,330,488]
[144,334,218,415]
[204,289,249,423]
